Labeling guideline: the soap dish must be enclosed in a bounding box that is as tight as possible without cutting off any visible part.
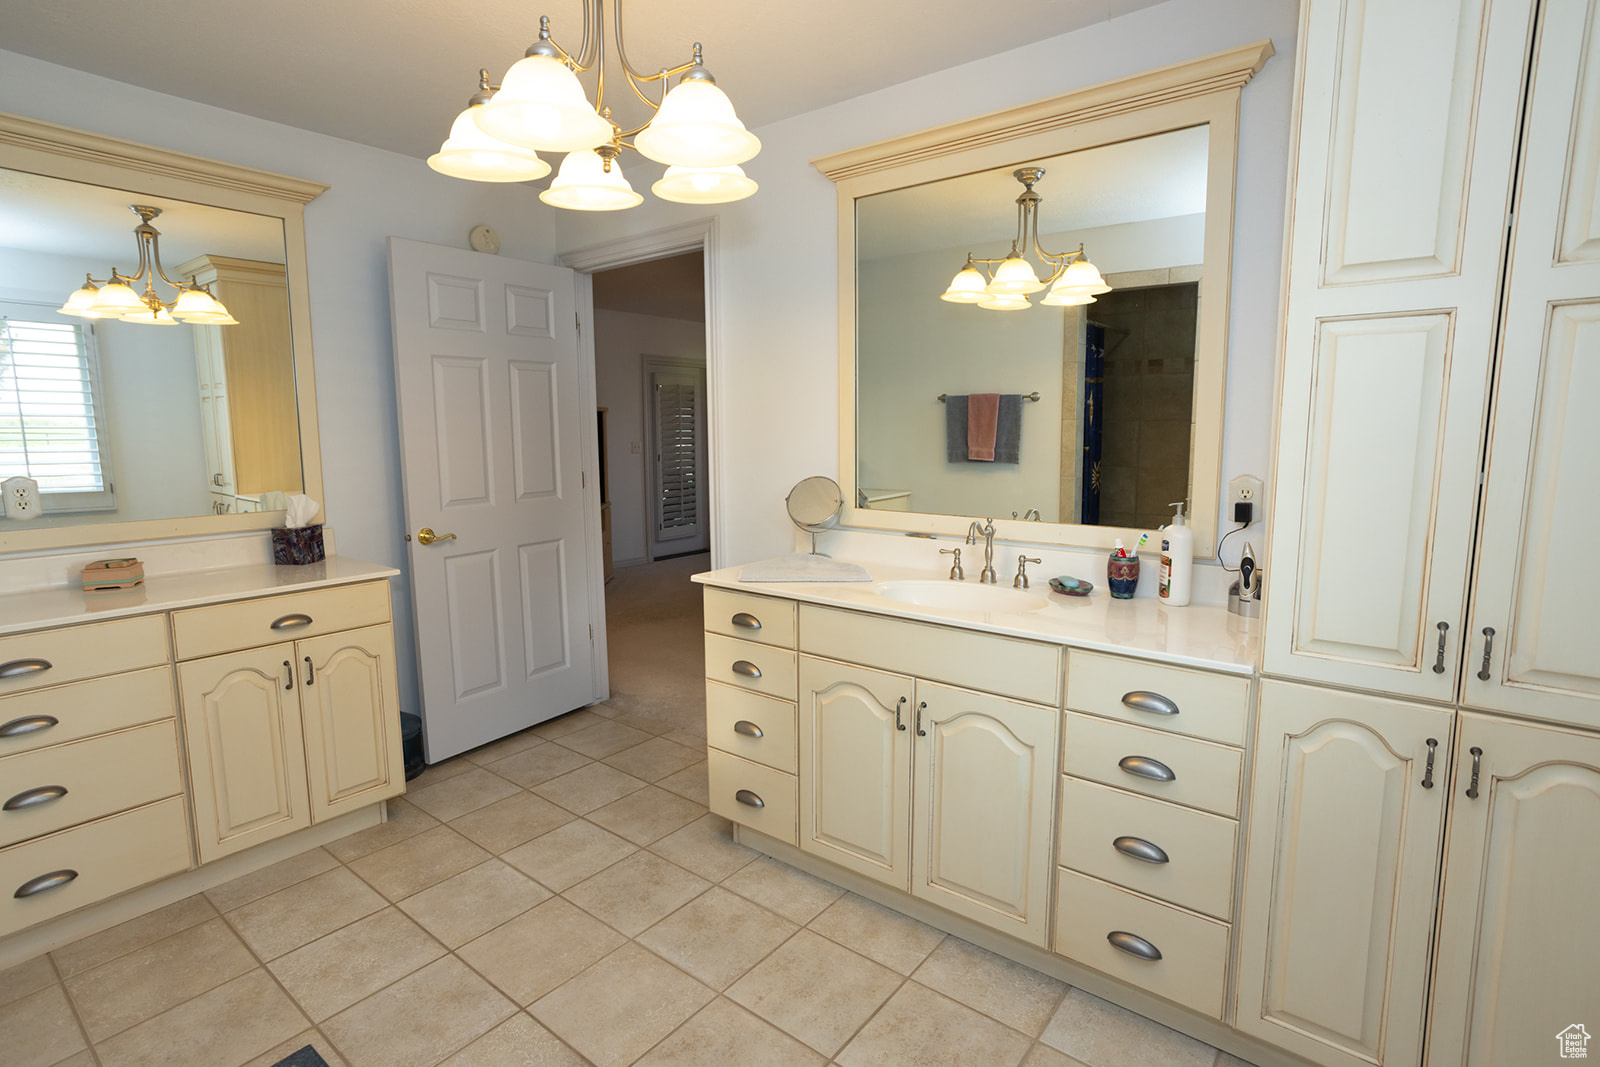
[1048,576,1093,596]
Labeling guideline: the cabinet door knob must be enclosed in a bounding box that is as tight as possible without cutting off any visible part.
[731,612,762,630]
[3,785,68,811]
[14,869,77,899]
[1118,755,1175,782]
[731,660,762,679]
[304,656,315,687]
[1107,931,1163,961]
[1477,627,1496,681]
[1112,836,1170,864]
[1466,746,1483,800]
[915,700,928,737]
[895,696,907,732]
[1433,620,1450,674]
[0,658,52,680]
[732,719,764,738]
[0,715,58,738]
[734,789,765,809]
[270,613,313,631]
[1421,738,1438,789]
[283,660,294,691]
[1121,691,1179,716]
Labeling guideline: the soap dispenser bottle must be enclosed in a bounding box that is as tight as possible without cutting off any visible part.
[1159,500,1194,607]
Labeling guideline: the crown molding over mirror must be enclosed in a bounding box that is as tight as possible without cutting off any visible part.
[0,112,328,553]
[814,40,1274,557]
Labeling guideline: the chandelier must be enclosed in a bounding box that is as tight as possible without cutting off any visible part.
[429,1,760,211]
[56,206,237,327]
[940,168,1111,311]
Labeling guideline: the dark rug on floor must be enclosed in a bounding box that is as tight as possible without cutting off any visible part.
[269,1046,329,1067]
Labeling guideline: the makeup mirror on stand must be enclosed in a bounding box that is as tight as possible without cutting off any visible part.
[786,475,843,555]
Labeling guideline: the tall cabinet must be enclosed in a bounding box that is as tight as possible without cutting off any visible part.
[1248,0,1600,1064]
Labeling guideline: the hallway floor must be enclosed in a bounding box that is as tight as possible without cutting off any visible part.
[4,558,1257,1067]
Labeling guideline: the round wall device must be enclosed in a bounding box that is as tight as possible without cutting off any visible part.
[469,225,500,254]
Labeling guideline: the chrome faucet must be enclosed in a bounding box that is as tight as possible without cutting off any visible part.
[1014,555,1043,589]
[1022,508,1041,521]
[966,519,998,584]
[940,547,964,581]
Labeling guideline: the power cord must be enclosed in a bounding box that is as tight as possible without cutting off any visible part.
[1217,521,1254,572]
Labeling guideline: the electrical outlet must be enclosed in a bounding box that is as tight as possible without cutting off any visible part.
[1228,474,1263,526]
[2,476,42,521]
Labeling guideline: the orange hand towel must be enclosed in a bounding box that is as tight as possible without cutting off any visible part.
[968,393,999,461]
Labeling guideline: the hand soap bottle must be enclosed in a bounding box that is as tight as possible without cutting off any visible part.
[1159,501,1194,607]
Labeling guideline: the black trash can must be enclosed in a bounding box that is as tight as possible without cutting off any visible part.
[400,712,425,781]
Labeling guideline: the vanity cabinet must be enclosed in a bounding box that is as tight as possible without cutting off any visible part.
[172,581,404,864]
[0,617,191,938]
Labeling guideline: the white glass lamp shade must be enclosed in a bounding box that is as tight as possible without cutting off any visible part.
[57,284,104,318]
[1039,278,1097,307]
[986,255,1046,295]
[171,286,226,321]
[979,293,1031,311]
[652,164,757,204]
[88,279,146,314]
[429,107,551,182]
[539,149,644,211]
[121,306,179,325]
[632,80,760,168]
[940,266,989,303]
[473,55,612,153]
[1058,257,1111,295]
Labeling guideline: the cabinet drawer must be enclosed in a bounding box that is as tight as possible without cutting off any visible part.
[0,616,169,697]
[0,721,184,849]
[1067,651,1249,745]
[1053,868,1229,1019]
[171,581,391,660]
[799,604,1061,706]
[0,796,192,938]
[706,749,797,845]
[703,588,797,648]
[1057,776,1236,920]
[1061,712,1242,817]
[705,634,797,701]
[706,682,797,774]
[0,666,175,758]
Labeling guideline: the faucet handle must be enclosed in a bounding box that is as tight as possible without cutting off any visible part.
[940,547,964,581]
[1014,555,1043,589]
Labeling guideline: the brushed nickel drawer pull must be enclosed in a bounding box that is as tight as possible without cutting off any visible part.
[270,613,314,631]
[895,696,907,732]
[731,660,762,679]
[1121,691,1178,716]
[1422,738,1438,789]
[0,715,58,738]
[1477,627,1495,681]
[4,785,68,811]
[0,658,52,680]
[1107,931,1162,961]
[15,869,77,899]
[1433,620,1449,674]
[733,719,764,738]
[1118,755,1175,782]
[1112,836,1170,864]
[731,612,762,630]
[735,789,765,809]
[1466,746,1483,800]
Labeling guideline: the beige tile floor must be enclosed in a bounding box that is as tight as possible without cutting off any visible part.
[5,704,1260,1067]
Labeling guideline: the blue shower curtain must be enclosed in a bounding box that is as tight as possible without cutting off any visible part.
[1081,322,1104,524]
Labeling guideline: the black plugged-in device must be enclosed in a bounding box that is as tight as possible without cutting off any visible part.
[1233,500,1254,525]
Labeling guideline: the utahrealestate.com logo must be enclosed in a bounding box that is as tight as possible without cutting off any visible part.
[1559,1025,1592,1059]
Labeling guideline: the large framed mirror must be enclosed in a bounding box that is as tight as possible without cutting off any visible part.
[0,112,326,552]
[815,41,1273,557]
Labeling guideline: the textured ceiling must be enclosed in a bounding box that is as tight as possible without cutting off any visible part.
[0,0,1166,159]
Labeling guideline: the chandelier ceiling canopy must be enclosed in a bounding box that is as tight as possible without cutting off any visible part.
[57,205,237,326]
[430,0,760,211]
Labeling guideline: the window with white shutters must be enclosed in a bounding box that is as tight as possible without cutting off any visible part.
[0,306,115,512]
[654,378,698,539]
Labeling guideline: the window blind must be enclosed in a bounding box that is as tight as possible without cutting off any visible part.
[0,316,108,495]
[654,380,698,538]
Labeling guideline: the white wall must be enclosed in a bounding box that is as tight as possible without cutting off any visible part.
[555,0,1297,566]
[0,249,212,527]
[0,49,560,713]
[593,309,707,564]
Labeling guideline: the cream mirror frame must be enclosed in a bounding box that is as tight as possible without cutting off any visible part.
[814,41,1274,557]
[0,112,327,553]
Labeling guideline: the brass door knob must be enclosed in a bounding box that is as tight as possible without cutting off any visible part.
[416,527,456,546]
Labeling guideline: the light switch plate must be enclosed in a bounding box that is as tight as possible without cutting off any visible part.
[2,475,42,520]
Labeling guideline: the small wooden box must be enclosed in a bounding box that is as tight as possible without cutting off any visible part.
[81,557,145,593]
[271,525,325,565]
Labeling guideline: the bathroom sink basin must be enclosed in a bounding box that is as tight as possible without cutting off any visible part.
[873,580,1049,613]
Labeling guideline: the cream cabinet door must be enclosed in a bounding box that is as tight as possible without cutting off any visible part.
[911,681,1058,947]
[298,625,405,824]
[1463,0,1600,729]
[1235,681,1451,1067]
[178,644,310,864]
[1263,0,1535,700]
[798,656,912,888]
[1425,713,1600,1066]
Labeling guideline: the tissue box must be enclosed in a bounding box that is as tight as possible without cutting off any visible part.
[272,525,325,565]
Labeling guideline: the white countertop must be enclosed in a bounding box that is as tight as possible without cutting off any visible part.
[0,556,399,636]
[693,562,1258,675]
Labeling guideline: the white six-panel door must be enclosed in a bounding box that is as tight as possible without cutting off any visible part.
[389,238,600,761]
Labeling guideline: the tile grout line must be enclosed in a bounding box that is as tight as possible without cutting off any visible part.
[45,950,104,1067]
